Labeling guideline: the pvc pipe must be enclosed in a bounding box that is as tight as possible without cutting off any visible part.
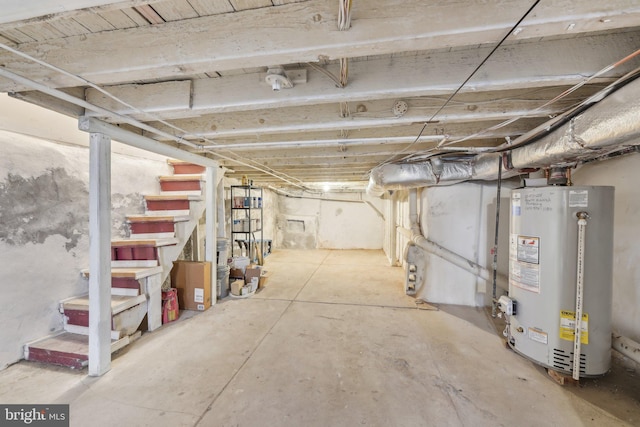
[388,191,399,266]
[209,135,446,151]
[406,188,509,288]
[573,212,588,380]
[268,186,364,203]
[612,334,640,365]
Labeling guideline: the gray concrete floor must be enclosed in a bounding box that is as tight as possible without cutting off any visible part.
[1,249,638,426]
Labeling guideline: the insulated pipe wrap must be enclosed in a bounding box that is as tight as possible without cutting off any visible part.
[367,77,640,196]
[367,161,472,196]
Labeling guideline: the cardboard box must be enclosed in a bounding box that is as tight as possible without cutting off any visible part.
[258,271,271,289]
[244,267,261,285]
[171,261,212,311]
[230,268,244,279]
[230,279,245,296]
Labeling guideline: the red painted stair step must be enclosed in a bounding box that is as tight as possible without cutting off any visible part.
[112,277,141,292]
[146,199,190,211]
[129,221,175,234]
[26,333,89,369]
[159,180,201,192]
[172,164,205,174]
[65,310,89,327]
[111,245,158,261]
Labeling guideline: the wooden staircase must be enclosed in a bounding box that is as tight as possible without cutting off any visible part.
[25,160,207,369]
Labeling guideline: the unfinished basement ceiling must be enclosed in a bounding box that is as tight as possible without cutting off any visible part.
[0,0,639,189]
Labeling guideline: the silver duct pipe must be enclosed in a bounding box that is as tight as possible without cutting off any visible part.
[367,160,479,197]
[368,77,640,196]
[510,81,640,168]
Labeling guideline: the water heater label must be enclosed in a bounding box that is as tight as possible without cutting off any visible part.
[510,262,540,293]
[512,192,521,216]
[517,236,539,264]
[559,311,589,344]
[509,234,518,261]
[569,190,589,207]
[528,327,548,344]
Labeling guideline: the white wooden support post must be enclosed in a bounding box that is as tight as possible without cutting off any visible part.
[88,132,112,377]
[205,166,218,304]
[217,180,226,238]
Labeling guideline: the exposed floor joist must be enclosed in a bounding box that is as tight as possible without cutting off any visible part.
[2,1,640,186]
[1,1,639,92]
[76,32,640,122]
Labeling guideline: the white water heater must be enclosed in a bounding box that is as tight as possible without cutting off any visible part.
[504,186,614,377]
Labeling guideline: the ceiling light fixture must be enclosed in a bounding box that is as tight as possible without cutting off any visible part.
[265,66,294,91]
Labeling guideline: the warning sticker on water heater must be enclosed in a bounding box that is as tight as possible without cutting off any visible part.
[569,190,589,207]
[511,235,541,292]
[559,311,589,344]
[517,236,539,264]
[510,262,540,293]
[528,327,548,345]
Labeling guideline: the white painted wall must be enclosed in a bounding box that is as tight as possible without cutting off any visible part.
[411,183,512,306]
[275,192,384,250]
[317,196,384,249]
[0,130,170,370]
[0,94,170,161]
[572,152,640,343]
[388,152,640,345]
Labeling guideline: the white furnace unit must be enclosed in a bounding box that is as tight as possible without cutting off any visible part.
[501,186,614,378]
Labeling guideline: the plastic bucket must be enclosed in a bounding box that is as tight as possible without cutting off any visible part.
[217,238,229,250]
[231,256,251,272]
[217,265,230,298]
[216,238,229,266]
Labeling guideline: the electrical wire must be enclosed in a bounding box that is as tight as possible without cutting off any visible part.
[404,59,640,161]
[373,0,541,168]
[0,42,310,189]
[306,61,344,88]
[440,47,640,149]
[339,58,349,87]
[0,42,202,144]
[338,0,352,31]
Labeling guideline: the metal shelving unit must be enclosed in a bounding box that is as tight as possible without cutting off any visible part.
[230,185,263,261]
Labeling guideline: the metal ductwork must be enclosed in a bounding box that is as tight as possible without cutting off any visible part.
[367,76,640,197]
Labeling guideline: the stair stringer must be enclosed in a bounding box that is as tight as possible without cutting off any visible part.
[155,198,207,285]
